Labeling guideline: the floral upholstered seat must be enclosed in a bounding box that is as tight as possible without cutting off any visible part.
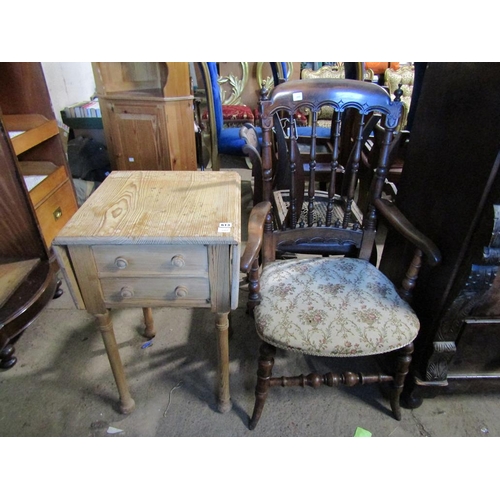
[254,257,419,357]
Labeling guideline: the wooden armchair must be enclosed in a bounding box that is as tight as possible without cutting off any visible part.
[240,78,441,430]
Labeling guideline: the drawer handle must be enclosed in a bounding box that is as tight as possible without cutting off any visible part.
[175,286,189,298]
[120,286,134,298]
[115,257,129,269]
[53,207,62,220]
[171,255,185,268]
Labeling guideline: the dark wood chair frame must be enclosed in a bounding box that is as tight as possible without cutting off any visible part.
[240,78,441,430]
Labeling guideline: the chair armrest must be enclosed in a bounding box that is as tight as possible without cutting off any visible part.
[240,201,271,272]
[374,198,441,266]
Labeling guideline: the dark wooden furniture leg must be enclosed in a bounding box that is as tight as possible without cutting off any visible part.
[0,342,17,369]
[53,278,64,299]
[249,342,276,430]
[0,263,58,371]
[390,342,414,420]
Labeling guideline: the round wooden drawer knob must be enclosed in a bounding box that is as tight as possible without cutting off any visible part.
[120,286,134,298]
[115,257,129,269]
[175,286,189,298]
[171,255,185,268]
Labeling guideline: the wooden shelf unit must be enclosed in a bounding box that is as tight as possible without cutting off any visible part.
[0,64,78,250]
[92,62,197,172]
[0,105,58,368]
[3,113,78,248]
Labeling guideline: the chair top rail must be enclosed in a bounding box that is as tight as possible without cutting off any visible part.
[261,79,402,129]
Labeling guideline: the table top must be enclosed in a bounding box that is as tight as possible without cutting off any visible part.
[54,171,241,246]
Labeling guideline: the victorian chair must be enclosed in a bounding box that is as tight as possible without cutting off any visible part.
[240,78,441,430]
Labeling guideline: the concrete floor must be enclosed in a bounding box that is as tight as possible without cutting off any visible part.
[1,164,500,438]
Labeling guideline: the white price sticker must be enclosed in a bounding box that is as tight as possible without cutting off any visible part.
[218,222,232,233]
[292,92,303,102]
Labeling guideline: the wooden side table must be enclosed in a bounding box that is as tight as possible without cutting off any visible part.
[53,171,241,414]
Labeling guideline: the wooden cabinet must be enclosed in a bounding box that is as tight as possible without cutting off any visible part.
[0,63,78,249]
[379,63,500,404]
[92,62,197,172]
[101,99,171,171]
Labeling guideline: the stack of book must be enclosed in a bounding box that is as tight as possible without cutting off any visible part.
[63,100,101,118]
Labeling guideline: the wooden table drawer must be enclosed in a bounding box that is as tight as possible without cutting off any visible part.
[93,245,208,276]
[35,179,78,247]
[100,276,210,305]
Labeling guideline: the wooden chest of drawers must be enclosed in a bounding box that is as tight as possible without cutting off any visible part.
[53,170,241,414]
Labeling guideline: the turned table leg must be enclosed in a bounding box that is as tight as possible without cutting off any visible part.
[215,312,232,413]
[95,311,135,414]
[142,307,156,338]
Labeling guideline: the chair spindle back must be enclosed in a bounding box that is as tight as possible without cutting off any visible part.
[258,78,403,263]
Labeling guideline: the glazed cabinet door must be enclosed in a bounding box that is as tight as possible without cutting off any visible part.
[102,100,171,171]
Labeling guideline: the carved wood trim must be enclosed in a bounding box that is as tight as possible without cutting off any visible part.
[424,204,500,381]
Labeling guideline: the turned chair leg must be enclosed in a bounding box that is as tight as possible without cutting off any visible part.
[249,342,276,430]
[390,342,414,420]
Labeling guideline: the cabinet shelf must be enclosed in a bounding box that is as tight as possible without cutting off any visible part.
[3,114,59,155]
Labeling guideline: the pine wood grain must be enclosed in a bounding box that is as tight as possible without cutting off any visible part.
[55,171,241,245]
